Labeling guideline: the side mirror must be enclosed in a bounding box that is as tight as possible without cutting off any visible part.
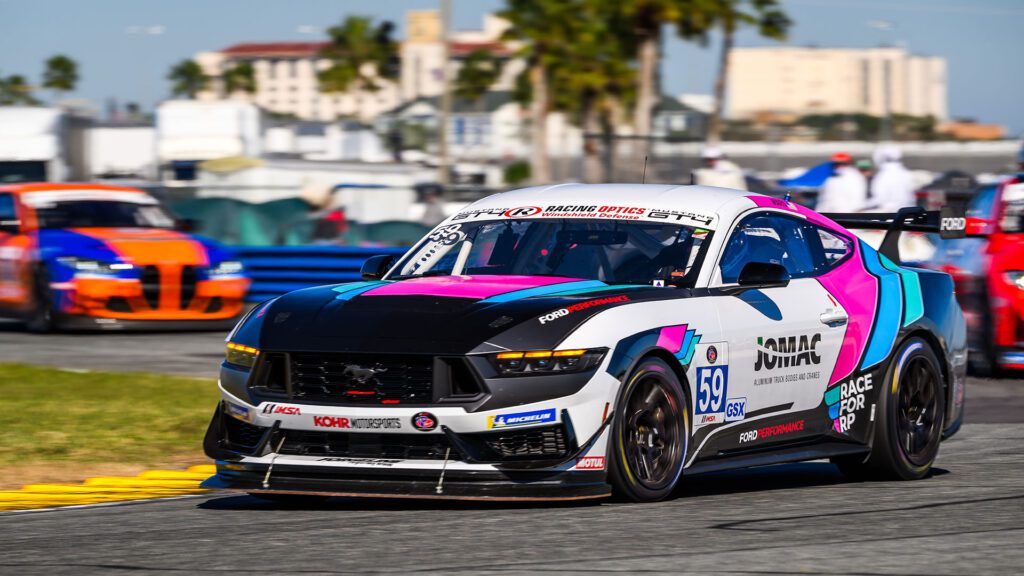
[175,218,198,233]
[361,254,395,280]
[737,261,790,289]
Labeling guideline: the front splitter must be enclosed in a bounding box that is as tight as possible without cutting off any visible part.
[202,465,611,501]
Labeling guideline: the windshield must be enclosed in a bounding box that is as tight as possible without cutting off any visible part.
[35,201,177,229]
[391,219,711,286]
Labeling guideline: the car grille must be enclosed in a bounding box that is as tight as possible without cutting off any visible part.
[280,430,453,460]
[288,353,435,405]
[223,413,265,451]
[136,264,201,311]
[473,425,569,459]
[180,265,198,309]
[140,265,160,308]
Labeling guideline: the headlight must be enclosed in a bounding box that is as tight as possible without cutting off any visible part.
[209,260,244,276]
[1005,271,1024,290]
[56,257,132,275]
[225,341,259,368]
[489,348,606,376]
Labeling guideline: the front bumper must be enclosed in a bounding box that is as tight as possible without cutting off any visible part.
[203,365,618,500]
[53,276,248,323]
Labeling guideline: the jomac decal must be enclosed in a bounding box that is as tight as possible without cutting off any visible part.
[754,334,822,371]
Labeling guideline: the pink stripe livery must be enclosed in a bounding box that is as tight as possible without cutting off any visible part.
[656,324,688,353]
[361,275,580,299]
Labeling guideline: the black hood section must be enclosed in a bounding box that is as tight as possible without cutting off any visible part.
[255,284,683,355]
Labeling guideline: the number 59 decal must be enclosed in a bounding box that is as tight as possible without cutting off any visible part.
[695,366,728,415]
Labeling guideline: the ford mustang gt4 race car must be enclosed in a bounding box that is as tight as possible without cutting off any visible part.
[0,183,249,331]
[203,184,967,502]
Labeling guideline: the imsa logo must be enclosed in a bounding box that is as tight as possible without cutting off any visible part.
[754,334,822,371]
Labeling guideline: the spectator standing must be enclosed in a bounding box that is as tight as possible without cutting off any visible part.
[816,152,868,213]
[870,145,916,212]
[693,148,748,190]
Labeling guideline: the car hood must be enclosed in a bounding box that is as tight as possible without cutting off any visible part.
[248,275,665,355]
[37,228,231,266]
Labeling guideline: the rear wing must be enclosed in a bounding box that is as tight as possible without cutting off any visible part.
[821,206,966,265]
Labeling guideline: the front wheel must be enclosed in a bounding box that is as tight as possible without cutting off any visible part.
[25,267,55,333]
[607,357,689,502]
[835,337,945,481]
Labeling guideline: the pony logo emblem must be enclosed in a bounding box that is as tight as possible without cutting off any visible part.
[342,364,388,384]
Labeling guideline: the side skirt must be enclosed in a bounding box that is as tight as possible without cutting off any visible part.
[685,441,869,476]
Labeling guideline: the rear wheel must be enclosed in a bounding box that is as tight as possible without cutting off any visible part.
[25,267,55,333]
[835,337,945,481]
[607,357,688,502]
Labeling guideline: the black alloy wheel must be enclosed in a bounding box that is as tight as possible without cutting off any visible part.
[833,337,945,481]
[895,356,942,467]
[608,357,688,502]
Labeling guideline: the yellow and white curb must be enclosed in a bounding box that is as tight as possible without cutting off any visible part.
[0,465,214,511]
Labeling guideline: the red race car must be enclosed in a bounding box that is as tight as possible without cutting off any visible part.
[0,183,249,331]
[928,175,1024,373]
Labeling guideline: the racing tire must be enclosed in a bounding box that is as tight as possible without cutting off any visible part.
[968,289,999,377]
[25,267,55,334]
[247,492,330,505]
[607,357,689,502]
[834,337,946,481]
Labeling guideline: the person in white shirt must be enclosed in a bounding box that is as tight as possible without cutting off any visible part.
[869,144,916,212]
[816,152,868,213]
[693,147,748,190]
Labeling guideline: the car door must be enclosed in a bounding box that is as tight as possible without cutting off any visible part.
[706,211,848,448]
[0,192,32,308]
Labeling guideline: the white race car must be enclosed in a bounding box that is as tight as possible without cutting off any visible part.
[203,184,967,502]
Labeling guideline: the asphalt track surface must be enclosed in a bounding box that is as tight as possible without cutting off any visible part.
[1,326,1023,574]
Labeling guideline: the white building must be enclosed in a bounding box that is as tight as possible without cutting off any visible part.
[728,46,947,120]
[192,11,522,124]
[195,42,401,122]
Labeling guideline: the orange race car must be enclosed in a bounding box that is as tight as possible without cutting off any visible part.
[0,183,249,331]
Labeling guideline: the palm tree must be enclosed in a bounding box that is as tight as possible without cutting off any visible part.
[125,102,142,121]
[499,0,577,184]
[453,49,504,106]
[318,16,398,93]
[549,1,635,182]
[0,74,40,105]
[167,60,207,99]
[223,61,257,96]
[619,0,715,157]
[42,55,78,102]
[705,0,791,143]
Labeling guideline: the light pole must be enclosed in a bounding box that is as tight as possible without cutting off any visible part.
[867,20,896,141]
[438,0,452,187]
[126,25,165,115]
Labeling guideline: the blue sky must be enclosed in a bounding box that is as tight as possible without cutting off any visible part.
[1,0,1021,133]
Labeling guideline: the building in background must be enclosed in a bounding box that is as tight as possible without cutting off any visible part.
[400,11,523,101]
[193,12,520,123]
[937,120,1006,141]
[728,46,947,121]
[195,43,401,122]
